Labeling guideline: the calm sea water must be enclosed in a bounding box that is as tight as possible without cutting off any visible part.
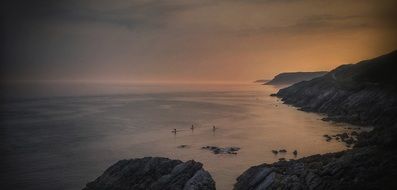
[1,83,358,190]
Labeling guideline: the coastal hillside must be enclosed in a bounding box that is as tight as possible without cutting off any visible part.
[265,71,327,85]
[277,50,397,127]
[235,50,397,190]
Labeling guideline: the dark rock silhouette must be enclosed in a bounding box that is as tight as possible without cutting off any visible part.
[234,146,397,190]
[323,134,332,141]
[202,146,240,154]
[83,157,215,190]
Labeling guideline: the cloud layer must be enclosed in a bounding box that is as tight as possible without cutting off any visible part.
[3,0,397,82]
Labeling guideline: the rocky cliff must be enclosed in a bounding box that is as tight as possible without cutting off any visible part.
[83,157,215,190]
[276,51,397,127]
[235,50,397,190]
[265,72,327,85]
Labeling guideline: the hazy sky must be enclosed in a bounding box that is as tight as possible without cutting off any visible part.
[2,0,397,83]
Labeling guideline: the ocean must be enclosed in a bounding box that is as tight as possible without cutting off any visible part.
[0,83,357,190]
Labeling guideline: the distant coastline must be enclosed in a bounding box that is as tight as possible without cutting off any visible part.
[264,71,327,85]
[253,79,270,83]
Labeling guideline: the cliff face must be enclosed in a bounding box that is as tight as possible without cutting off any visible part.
[235,50,397,190]
[277,51,397,127]
[265,71,327,85]
[83,157,215,190]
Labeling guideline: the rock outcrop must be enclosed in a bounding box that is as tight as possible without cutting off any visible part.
[83,157,215,190]
[202,146,240,154]
[234,146,397,190]
[235,50,397,190]
[265,71,327,85]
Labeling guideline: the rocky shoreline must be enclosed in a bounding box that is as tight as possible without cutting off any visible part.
[234,50,397,190]
[323,131,360,148]
[276,52,397,127]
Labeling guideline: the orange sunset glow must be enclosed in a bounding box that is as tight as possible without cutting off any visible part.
[3,0,397,83]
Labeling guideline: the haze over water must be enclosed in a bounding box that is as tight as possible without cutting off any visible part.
[1,83,357,190]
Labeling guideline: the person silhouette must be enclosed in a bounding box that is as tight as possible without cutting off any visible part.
[191,125,194,131]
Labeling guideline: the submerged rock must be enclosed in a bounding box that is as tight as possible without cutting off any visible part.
[338,133,349,139]
[83,157,215,190]
[202,146,240,154]
[334,132,360,147]
[323,134,332,142]
[323,132,360,147]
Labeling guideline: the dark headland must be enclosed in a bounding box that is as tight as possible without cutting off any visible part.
[265,71,328,85]
[235,50,397,190]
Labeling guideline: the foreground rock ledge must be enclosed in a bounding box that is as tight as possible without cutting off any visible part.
[83,157,216,190]
[234,146,397,190]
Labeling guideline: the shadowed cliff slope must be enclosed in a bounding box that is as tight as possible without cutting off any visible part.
[277,50,397,127]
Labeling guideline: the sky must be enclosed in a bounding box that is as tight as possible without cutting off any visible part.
[2,0,397,83]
